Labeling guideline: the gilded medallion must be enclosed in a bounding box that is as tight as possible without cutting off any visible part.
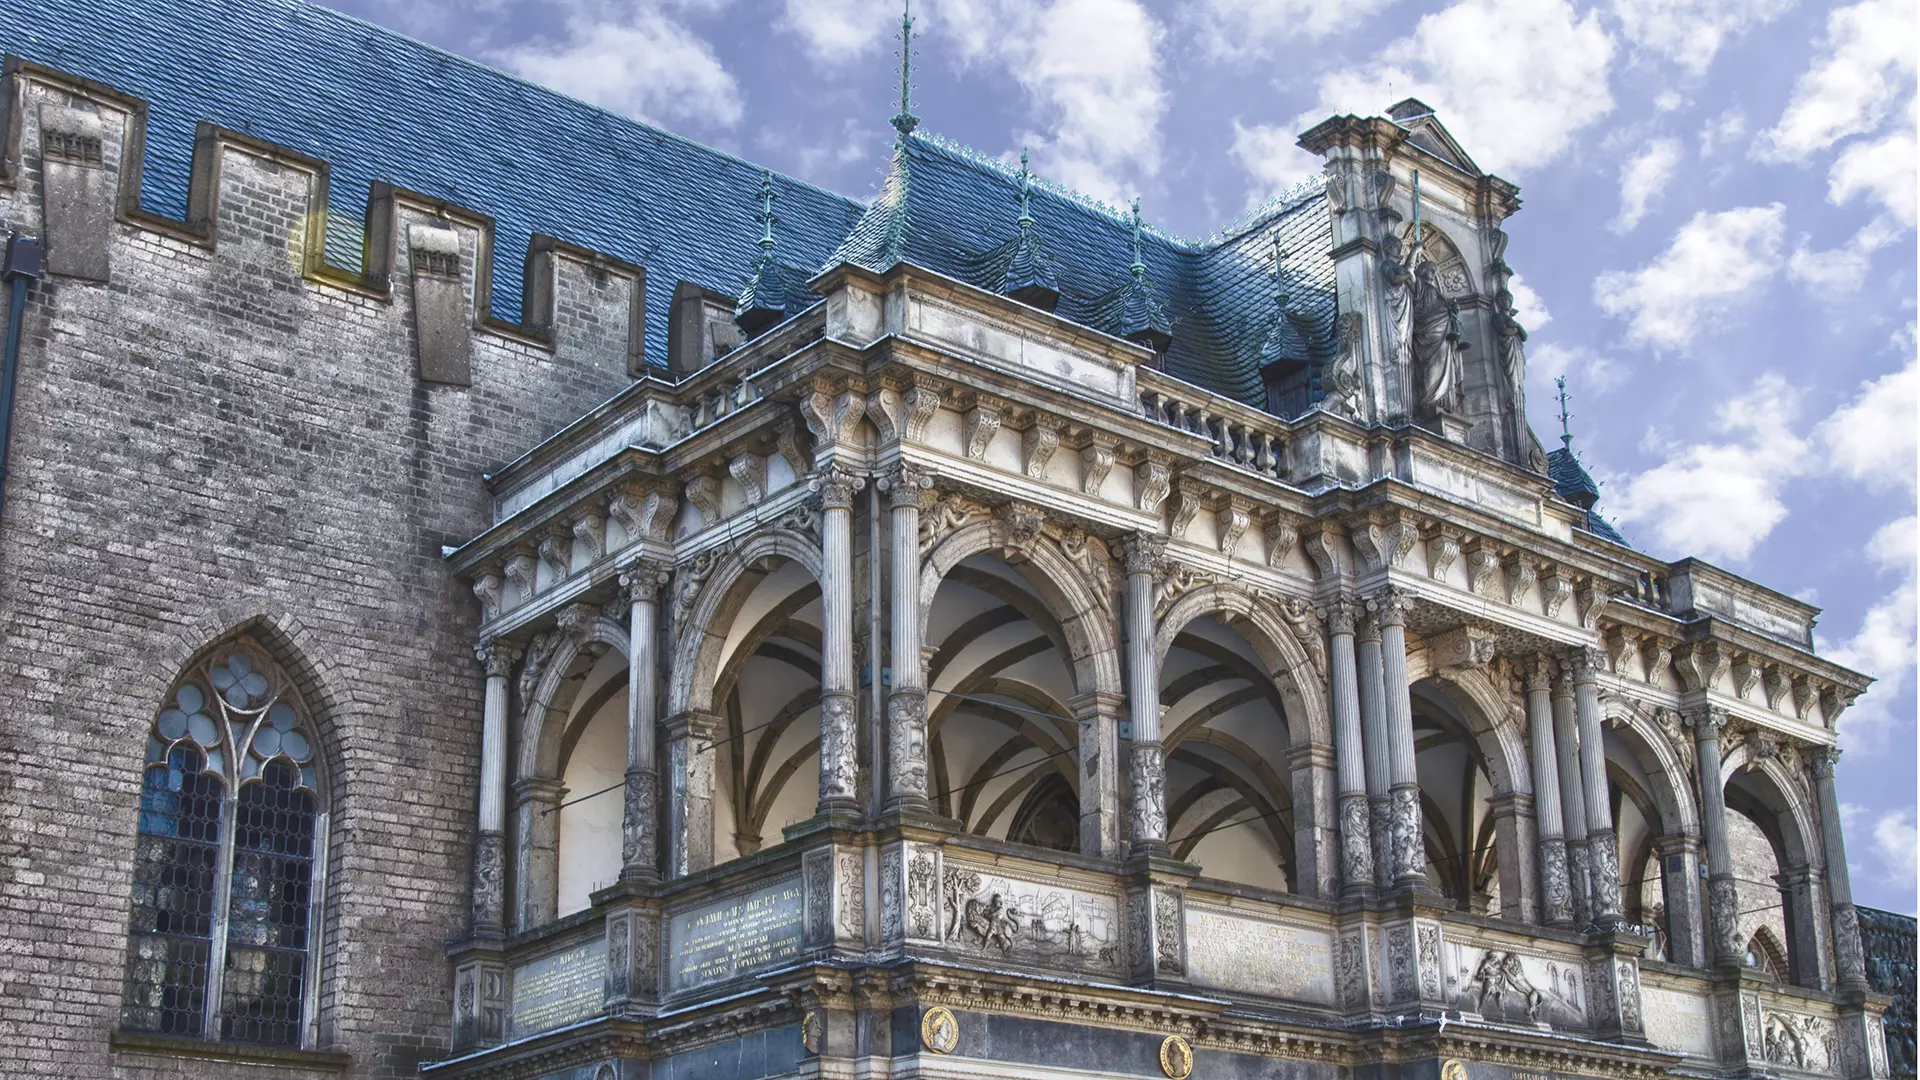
[1441,1058,1468,1080]
[921,1005,960,1054]
[1160,1033,1194,1079]
[800,1009,823,1055]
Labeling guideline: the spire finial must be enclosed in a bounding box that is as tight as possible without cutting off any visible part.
[1016,148,1034,229]
[890,0,919,137]
[1556,375,1574,450]
[756,169,777,254]
[1411,168,1423,250]
[1129,197,1146,279]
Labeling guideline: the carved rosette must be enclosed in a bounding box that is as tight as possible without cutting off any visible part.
[621,769,657,873]
[1130,744,1168,843]
[819,693,860,803]
[472,831,506,932]
[887,690,931,801]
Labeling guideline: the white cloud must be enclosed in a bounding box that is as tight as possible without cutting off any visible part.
[1756,0,1916,162]
[1230,120,1325,201]
[1530,341,1626,395]
[1613,137,1681,231]
[1594,204,1785,352]
[1609,0,1793,76]
[1870,809,1918,886]
[780,0,896,63]
[1607,375,1810,562]
[1305,0,1615,178]
[1789,216,1904,296]
[1190,0,1399,56]
[1817,356,1918,492]
[493,8,743,129]
[1508,274,1552,330]
[936,0,1168,203]
[1826,515,1918,754]
[1829,114,1918,227]
[1698,109,1747,158]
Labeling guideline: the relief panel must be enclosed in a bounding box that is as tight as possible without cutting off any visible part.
[939,860,1122,976]
[1442,940,1587,1029]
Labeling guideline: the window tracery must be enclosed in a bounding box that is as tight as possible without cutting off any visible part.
[123,644,325,1047]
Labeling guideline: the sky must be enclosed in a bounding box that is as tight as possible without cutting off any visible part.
[327,0,1919,913]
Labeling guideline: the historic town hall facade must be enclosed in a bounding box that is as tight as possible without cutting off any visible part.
[0,1,1906,1079]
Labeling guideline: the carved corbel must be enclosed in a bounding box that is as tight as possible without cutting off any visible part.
[1425,523,1462,580]
[1791,675,1818,720]
[1302,524,1342,581]
[1463,538,1502,597]
[773,418,810,478]
[1502,551,1538,607]
[1674,642,1728,694]
[1134,455,1172,514]
[997,501,1046,556]
[1022,414,1063,480]
[728,451,767,505]
[1168,484,1203,540]
[503,549,539,597]
[1349,509,1419,573]
[683,473,723,525]
[1217,496,1253,556]
[1541,565,1575,620]
[472,569,505,622]
[537,524,572,581]
[901,379,943,444]
[1640,637,1673,687]
[962,395,1005,461]
[1263,510,1300,569]
[1574,579,1610,629]
[1819,684,1857,726]
[863,381,904,444]
[800,380,866,449]
[572,511,607,565]
[1081,433,1118,496]
[609,485,679,544]
[1605,628,1638,677]
[1731,656,1762,701]
[1763,667,1793,711]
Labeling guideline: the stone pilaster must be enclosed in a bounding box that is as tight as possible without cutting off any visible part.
[1689,707,1743,968]
[1370,588,1425,889]
[619,561,668,882]
[1574,649,1622,928]
[1813,746,1869,991]
[1125,534,1168,854]
[472,640,516,937]
[1072,691,1124,860]
[881,464,933,812]
[1327,601,1374,897]
[1553,663,1592,926]
[665,710,718,878]
[602,897,660,1015]
[1287,741,1340,899]
[511,776,565,933]
[1486,792,1538,925]
[1781,864,1832,990]
[450,947,508,1052]
[1526,655,1574,928]
[1654,834,1706,967]
[1357,612,1392,891]
[816,468,862,813]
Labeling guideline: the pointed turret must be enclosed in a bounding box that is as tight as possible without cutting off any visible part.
[1257,234,1311,370]
[1109,198,1171,352]
[1545,376,1627,544]
[1000,150,1060,311]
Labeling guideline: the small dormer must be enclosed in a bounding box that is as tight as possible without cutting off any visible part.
[668,281,744,379]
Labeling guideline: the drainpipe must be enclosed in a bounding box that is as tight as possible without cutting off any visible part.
[0,232,44,521]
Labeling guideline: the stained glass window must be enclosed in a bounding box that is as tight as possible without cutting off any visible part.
[122,645,325,1048]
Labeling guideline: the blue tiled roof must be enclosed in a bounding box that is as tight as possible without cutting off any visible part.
[2,0,1336,407]
[1548,446,1627,545]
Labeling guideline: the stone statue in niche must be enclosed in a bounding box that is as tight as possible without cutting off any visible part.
[1380,234,1416,372]
[1412,260,1466,417]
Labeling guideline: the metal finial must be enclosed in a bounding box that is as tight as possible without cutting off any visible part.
[1016,148,1034,229]
[890,0,919,137]
[1129,198,1146,279]
[756,170,777,253]
[1556,375,1574,450]
[1411,168,1423,251]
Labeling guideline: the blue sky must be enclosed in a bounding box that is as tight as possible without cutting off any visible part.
[331,0,1917,912]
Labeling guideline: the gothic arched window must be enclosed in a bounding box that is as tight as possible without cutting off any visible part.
[122,643,327,1047]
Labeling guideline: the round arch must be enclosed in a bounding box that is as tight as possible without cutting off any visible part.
[668,530,827,717]
[516,613,632,780]
[1153,582,1332,748]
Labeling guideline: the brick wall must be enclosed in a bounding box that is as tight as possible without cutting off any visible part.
[0,71,640,1079]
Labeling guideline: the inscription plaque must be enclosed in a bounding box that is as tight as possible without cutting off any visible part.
[510,938,607,1038]
[667,875,806,993]
[1183,905,1334,1003]
[1642,986,1714,1057]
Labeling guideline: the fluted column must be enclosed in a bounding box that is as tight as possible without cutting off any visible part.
[619,562,667,882]
[1574,649,1622,928]
[1690,707,1742,968]
[882,464,933,811]
[816,468,862,813]
[1357,613,1392,890]
[1372,588,1425,889]
[1327,601,1373,896]
[1813,747,1867,991]
[472,640,517,936]
[1125,535,1167,854]
[1553,663,1592,926]
[1526,656,1574,928]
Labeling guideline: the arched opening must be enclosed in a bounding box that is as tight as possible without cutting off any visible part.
[925,554,1081,851]
[1162,615,1293,894]
[553,646,629,916]
[1411,682,1499,913]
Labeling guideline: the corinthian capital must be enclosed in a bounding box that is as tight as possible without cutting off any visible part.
[811,466,863,510]
[879,462,935,509]
[1683,705,1727,742]
[1808,744,1840,780]
[1324,599,1359,637]
[1124,533,1167,576]
[619,558,672,605]
[475,639,520,678]
[1363,585,1407,626]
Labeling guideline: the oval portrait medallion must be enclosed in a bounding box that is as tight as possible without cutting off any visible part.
[800,1009,823,1055]
[1160,1034,1195,1079]
[1441,1059,1468,1080]
[921,1005,960,1054]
